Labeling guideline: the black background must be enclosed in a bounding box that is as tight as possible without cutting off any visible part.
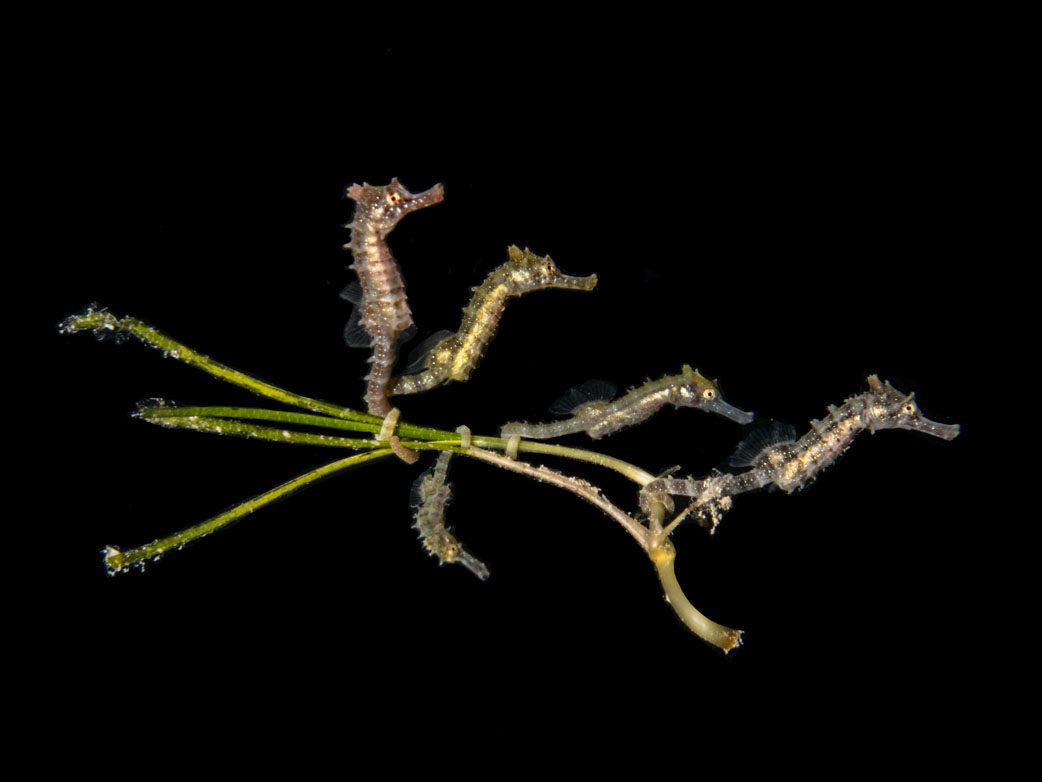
[32,26,1003,729]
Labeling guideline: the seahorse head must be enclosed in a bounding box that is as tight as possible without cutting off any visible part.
[505,246,598,291]
[671,365,754,424]
[864,375,959,439]
[346,178,445,238]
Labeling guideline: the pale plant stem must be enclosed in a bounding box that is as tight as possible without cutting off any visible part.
[652,545,743,653]
[464,448,741,651]
[463,446,649,549]
[103,449,393,574]
[647,504,743,653]
[661,503,700,538]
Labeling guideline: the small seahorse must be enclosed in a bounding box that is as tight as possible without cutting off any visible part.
[390,245,597,396]
[640,374,960,526]
[343,178,444,415]
[500,365,754,441]
[411,451,489,580]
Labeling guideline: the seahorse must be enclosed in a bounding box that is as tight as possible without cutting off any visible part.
[390,245,597,396]
[411,451,489,580]
[343,178,444,415]
[640,374,960,527]
[500,365,754,441]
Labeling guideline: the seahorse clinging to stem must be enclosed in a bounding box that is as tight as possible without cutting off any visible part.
[640,374,960,528]
[343,178,444,415]
[411,450,489,580]
[500,365,753,441]
[390,245,597,396]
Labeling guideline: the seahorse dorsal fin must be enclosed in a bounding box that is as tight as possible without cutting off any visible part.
[343,305,372,348]
[728,421,798,468]
[409,464,431,508]
[409,459,442,508]
[550,379,617,416]
[401,330,456,374]
[339,281,363,305]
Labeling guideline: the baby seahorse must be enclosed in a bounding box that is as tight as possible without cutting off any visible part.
[500,365,754,441]
[411,451,489,580]
[390,245,597,396]
[640,374,960,526]
[343,178,444,415]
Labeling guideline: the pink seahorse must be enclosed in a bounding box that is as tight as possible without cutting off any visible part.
[342,178,444,415]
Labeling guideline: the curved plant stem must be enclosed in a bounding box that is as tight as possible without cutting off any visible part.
[463,449,742,651]
[463,446,649,549]
[647,504,742,652]
[651,540,743,653]
[103,449,393,574]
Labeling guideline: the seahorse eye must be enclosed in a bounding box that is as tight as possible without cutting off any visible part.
[703,388,716,400]
[903,402,916,415]
[387,192,403,206]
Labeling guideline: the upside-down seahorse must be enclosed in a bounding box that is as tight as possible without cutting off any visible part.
[639,374,960,527]
[411,450,489,580]
[500,365,754,441]
[343,178,444,415]
[389,245,597,396]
